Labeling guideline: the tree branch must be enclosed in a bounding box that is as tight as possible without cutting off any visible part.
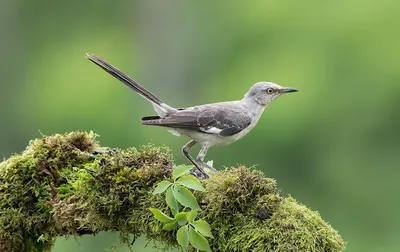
[0,132,345,251]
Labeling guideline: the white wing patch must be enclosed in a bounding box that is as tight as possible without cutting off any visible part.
[200,126,223,135]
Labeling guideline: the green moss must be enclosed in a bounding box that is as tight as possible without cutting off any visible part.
[0,131,345,252]
[200,167,282,218]
[219,197,344,251]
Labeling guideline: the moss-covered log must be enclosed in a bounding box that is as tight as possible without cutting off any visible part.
[0,132,345,251]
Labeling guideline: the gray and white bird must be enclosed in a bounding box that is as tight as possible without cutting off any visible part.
[86,53,298,177]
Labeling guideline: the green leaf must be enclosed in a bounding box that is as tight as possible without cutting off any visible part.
[172,184,199,209]
[189,226,211,252]
[149,208,174,223]
[176,175,206,192]
[187,209,198,222]
[172,165,193,180]
[163,221,178,231]
[166,187,179,215]
[177,225,189,251]
[175,212,188,226]
[153,180,172,195]
[192,220,214,238]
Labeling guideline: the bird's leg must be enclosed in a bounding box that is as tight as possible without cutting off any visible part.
[182,140,208,178]
[197,145,219,173]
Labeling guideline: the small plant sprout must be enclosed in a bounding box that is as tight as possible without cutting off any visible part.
[149,164,213,251]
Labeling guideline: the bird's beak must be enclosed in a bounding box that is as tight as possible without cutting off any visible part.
[281,87,298,93]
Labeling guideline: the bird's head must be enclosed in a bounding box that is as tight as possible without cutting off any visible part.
[244,82,298,106]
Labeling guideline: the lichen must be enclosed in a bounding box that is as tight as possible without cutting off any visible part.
[0,131,345,252]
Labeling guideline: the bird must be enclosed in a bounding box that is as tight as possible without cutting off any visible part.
[86,53,298,177]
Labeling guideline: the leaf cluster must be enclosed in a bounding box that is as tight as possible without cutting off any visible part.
[150,165,213,251]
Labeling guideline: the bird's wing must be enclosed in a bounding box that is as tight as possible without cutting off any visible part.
[141,103,252,136]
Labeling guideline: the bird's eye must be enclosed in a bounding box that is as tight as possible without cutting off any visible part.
[266,88,274,94]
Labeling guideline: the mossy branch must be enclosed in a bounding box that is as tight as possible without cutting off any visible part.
[0,132,345,252]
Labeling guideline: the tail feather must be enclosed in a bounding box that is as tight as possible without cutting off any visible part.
[86,53,174,116]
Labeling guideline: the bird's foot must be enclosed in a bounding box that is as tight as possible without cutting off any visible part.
[190,162,219,179]
[190,168,205,178]
[189,164,210,179]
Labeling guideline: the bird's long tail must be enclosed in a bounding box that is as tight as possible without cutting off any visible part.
[86,53,174,116]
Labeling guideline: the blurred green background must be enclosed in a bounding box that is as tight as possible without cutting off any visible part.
[1,0,400,251]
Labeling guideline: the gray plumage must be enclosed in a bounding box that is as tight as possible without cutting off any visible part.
[86,53,298,177]
[142,102,252,137]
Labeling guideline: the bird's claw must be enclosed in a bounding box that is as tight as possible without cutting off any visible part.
[190,162,219,179]
[190,168,204,178]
